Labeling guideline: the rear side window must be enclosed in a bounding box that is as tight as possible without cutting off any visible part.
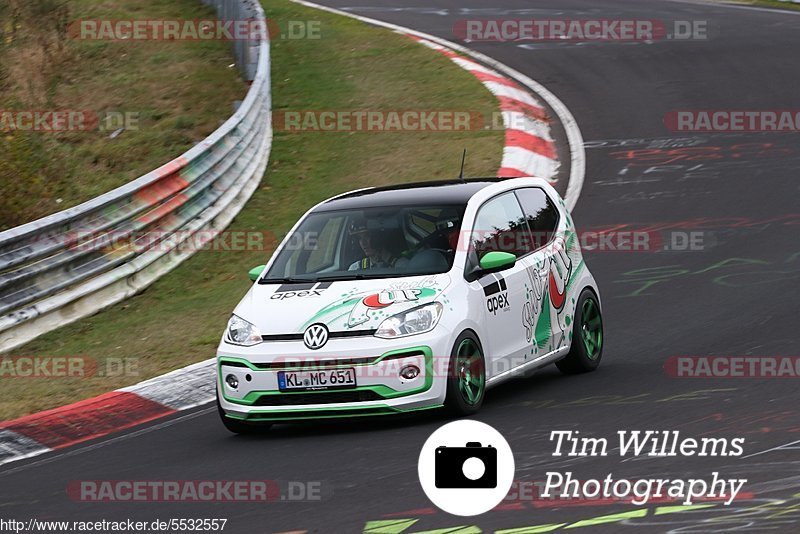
[515,187,560,250]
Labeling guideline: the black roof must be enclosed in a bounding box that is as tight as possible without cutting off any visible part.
[314,178,502,211]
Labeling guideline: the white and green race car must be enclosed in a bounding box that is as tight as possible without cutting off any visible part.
[216,178,602,432]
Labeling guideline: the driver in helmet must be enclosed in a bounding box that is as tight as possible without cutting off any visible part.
[348,219,409,271]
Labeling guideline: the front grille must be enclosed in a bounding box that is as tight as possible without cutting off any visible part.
[260,333,304,341]
[252,390,383,406]
[247,356,377,370]
[261,329,377,342]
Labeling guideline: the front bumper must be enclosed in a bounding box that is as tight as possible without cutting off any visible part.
[216,331,451,421]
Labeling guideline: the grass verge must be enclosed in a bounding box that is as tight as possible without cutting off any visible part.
[0,0,246,229]
[0,0,503,419]
[720,0,800,10]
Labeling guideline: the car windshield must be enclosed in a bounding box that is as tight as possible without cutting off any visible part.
[262,204,466,282]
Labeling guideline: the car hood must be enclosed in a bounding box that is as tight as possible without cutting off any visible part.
[234,274,452,335]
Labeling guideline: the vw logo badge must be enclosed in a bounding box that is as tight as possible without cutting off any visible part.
[303,323,329,350]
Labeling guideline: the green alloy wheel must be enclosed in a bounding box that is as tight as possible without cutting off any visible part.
[556,289,604,374]
[445,331,486,415]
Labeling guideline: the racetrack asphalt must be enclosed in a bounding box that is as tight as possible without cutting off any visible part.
[2,1,799,532]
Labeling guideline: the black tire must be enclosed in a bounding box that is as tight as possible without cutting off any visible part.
[556,288,604,374]
[216,388,272,434]
[444,331,486,416]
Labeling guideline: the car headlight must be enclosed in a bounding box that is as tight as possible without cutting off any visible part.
[225,315,262,346]
[375,302,443,339]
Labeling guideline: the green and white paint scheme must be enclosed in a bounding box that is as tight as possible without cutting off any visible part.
[216,178,601,424]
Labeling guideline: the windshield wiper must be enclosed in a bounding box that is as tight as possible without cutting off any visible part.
[258,277,316,284]
[262,273,392,283]
[314,273,374,281]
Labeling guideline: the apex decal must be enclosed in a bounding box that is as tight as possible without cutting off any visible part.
[482,275,510,315]
[271,281,331,300]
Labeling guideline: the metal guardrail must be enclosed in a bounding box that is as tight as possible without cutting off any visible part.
[0,0,272,353]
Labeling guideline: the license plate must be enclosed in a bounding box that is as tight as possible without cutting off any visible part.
[277,368,357,391]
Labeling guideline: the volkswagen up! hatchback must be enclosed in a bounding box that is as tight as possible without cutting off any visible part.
[217,178,603,432]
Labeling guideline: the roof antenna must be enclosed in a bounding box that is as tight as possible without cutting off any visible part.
[458,149,467,181]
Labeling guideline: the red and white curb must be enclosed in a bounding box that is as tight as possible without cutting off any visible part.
[0,2,585,469]
[289,0,585,212]
[406,35,559,182]
[0,359,215,467]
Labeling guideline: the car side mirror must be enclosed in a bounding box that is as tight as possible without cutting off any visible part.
[248,265,266,282]
[479,251,517,273]
[465,251,517,282]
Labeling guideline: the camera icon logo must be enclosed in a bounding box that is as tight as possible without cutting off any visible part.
[418,420,515,516]
[435,442,497,489]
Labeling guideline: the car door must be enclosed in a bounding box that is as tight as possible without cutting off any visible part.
[514,187,571,355]
[466,192,536,378]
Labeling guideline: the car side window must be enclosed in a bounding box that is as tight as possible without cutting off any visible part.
[514,187,560,250]
[271,214,344,277]
[306,215,344,272]
[468,192,532,271]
